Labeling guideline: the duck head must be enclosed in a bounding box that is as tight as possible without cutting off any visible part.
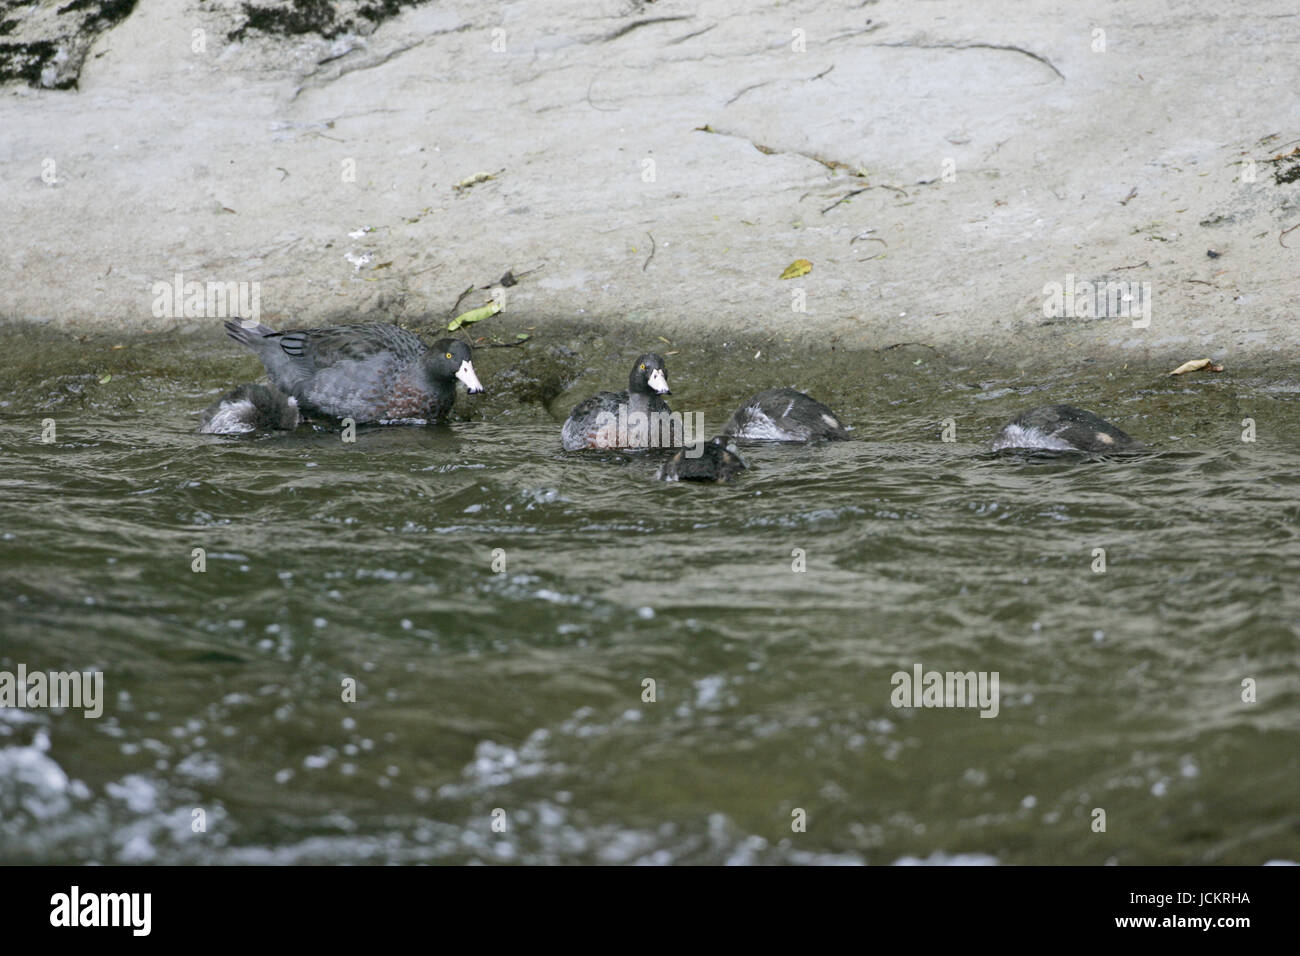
[430,339,484,394]
[629,353,670,396]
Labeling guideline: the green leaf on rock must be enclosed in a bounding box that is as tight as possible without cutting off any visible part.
[447,300,502,331]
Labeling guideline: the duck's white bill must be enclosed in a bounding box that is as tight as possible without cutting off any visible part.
[647,367,670,394]
[456,360,485,393]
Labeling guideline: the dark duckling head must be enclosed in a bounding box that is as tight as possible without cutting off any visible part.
[658,436,747,483]
[629,353,670,397]
[428,338,484,394]
[990,404,1146,453]
[199,383,300,434]
[723,387,851,442]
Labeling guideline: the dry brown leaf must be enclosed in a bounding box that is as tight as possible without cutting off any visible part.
[1168,358,1225,376]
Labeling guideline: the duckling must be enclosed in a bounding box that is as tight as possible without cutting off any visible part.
[199,384,300,434]
[657,436,747,483]
[723,387,851,441]
[991,404,1145,452]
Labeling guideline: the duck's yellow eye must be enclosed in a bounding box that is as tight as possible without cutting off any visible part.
[446,352,453,359]
[640,364,646,370]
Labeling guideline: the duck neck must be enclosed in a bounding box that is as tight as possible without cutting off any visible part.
[627,389,653,416]
[422,361,454,397]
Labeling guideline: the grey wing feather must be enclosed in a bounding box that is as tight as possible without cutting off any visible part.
[269,325,425,368]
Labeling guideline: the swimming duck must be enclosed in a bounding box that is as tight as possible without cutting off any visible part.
[722,387,851,441]
[657,436,747,483]
[223,320,484,424]
[991,404,1145,452]
[561,353,678,450]
[199,383,300,434]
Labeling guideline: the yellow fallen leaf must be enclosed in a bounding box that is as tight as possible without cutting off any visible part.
[447,300,502,331]
[98,373,112,384]
[780,258,813,280]
[1168,358,1224,375]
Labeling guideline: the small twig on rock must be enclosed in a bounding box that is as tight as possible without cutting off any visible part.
[855,237,888,260]
[821,188,868,214]
[603,16,693,43]
[451,284,475,314]
[880,342,939,352]
[816,188,868,214]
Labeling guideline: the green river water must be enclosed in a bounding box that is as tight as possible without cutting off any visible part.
[1,321,1297,864]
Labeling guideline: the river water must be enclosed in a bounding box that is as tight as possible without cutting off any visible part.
[1,322,1297,864]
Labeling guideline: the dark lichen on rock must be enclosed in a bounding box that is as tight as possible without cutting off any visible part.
[0,1,432,89]
[1274,155,1300,186]
[0,0,138,89]
[227,0,429,41]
